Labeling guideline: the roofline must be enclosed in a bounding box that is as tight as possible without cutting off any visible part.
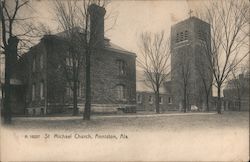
[171,16,210,28]
[103,47,136,57]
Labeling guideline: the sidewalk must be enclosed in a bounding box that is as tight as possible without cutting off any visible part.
[12,111,217,121]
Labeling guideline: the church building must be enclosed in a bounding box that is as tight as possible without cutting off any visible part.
[169,16,213,110]
[12,4,136,115]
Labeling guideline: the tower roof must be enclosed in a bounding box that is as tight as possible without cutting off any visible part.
[172,16,210,28]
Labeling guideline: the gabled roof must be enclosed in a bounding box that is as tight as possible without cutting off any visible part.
[136,70,169,94]
[54,27,136,56]
[104,39,136,56]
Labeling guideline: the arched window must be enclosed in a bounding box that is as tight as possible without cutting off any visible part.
[148,95,153,104]
[117,60,126,76]
[32,84,36,101]
[116,85,126,101]
[40,81,44,99]
[137,94,142,103]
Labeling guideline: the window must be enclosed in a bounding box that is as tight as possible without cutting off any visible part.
[180,32,184,41]
[168,97,172,104]
[116,85,126,101]
[184,30,188,40]
[137,94,142,104]
[117,60,126,76]
[159,96,163,104]
[66,57,73,67]
[176,31,188,43]
[77,82,82,97]
[66,87,73,97]
[40,81,44,99]
[149,95,153,104]
[32,84,36,101]
[32,58,36,72]
[40,55,44,69]
[176,33,179,43]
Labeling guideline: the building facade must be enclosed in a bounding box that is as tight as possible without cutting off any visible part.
[170,17,213,110]
[14,4,136,115]
[136,71,174,112]
[223,72,249,111]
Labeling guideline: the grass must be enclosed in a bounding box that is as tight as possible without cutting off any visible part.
[3,111,249,132]
[1,111,249,161]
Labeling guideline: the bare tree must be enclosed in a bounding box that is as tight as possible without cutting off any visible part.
[197,0,249,114]
[228,65,248,111]
[178,50,191,113]
[0,0,37,124]
[196,47,213,112]
[52,0,111,120]
[137,31,171,113]
[53,1,85,116]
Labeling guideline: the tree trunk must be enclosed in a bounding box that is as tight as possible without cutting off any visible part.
[206,92,210,112]
[72,79,78,116]
[3,49,11,124]
[155,91,160,114]
[84,50,91,120]
[217,86,222,114]
[183,88,187,113]
[3,37,19,124]
[238,97,241,111]
[206,96,209,112]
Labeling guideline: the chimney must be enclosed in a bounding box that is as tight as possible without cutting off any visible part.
[7,36,19,65]
[88,4,106,48]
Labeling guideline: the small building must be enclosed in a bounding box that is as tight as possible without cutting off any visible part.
[136,71,174,112]
[223,72,249,111]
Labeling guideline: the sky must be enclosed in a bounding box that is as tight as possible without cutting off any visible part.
[27,0,200,54]
[1,0,248,96]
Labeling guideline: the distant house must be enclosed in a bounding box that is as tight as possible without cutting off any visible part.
[10,4,136,115]
[223,72,249,111]
[136,71,174,111]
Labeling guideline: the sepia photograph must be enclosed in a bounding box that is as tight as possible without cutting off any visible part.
[0,0,249,161]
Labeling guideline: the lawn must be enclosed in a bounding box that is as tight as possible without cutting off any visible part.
[1,111,249,161]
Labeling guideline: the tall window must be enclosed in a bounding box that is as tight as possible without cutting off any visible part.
[32,58,36,72]
[32,84,36,101]
[149,95,153,104]
[159,96,163,104]
[40,81,44,99]
[117,60,126,75]
[40,55,44,69]
[180,32,184,41]
[168,97,172,104]
[137,94,142,104]
[176,33,179,43]
[184,30,188,40]
[77,82,82,97]
[66,57,73,67]
[66,87,73,97]
[116,85,126,101]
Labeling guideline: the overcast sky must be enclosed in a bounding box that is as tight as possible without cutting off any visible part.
[27,0,201,54]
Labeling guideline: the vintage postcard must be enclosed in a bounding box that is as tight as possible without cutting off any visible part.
[0,0,249,161]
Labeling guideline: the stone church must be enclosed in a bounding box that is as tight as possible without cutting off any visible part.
[11,4,136,115]
[168,16,213,110]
